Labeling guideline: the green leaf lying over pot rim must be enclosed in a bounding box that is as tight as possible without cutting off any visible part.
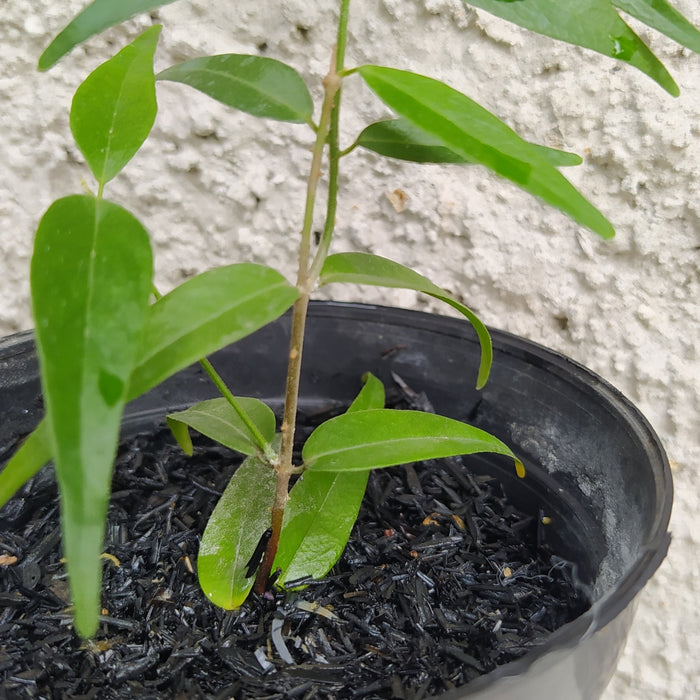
[0,263,298,508]
[0,420,52,512]
[128,263,299,400]
[320,252,492,389]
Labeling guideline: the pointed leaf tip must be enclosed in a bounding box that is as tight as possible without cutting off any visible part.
[167,397,276,458]
[128,263,298,400]
[463,0,682,95]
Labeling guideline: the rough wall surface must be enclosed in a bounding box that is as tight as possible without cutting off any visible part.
[1,1,698,697]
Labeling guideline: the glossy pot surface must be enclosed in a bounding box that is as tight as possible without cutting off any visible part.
[0,302,672,699]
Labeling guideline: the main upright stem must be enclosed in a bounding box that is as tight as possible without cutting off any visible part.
[254,0,351,594]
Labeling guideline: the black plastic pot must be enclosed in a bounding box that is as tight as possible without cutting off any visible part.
[0,301,672,699]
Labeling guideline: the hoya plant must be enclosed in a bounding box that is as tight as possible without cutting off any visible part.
[1,0,698,638]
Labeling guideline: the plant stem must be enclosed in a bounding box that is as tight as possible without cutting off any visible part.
[254,0,351,594]
[150,286,275,462]
[310,1,349,278]
[198,357,276,462]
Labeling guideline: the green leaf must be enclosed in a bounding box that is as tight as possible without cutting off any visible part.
[0,420,52,511]
[198,454,276,609]
[157,54,314,124]
[167,397,276,457]
[39,0,177,70]
[303,409,522,475]
[357,65,615,239]
[274,374,385,586]
[128,263,298,400]
[320,252,493,389]
[463,0,680,95]
[70,26,161,187]
[275,469,369,586]
[357,118,582,167]
[347,372,386,413]
[31,194,153,637]
[166,414,193,456]
[530,143,583,168]
[614,0,700,53]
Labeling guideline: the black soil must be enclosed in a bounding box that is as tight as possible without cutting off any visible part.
[1,414,590,699]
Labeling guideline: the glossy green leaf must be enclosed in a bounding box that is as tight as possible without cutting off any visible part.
[198,454,276,609]
[39,0,177,70]
[31,194,153,637]
[320,252,493,389]
[167,397,276,457]
[463,0,680,95]
[128,264,298,400]
[70,26,160,187]
[157,54,314,123]
[357,118,582,167]
[0,420,52,511]
[274,469,369,586]
[357,65,615,239]
[274,374,385,586]
[303,409,522,474]
[346,372,386,414]
[614,0,700,53]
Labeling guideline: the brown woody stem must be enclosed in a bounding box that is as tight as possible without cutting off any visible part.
[253,46,343,594]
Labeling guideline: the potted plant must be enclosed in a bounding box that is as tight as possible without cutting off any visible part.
[0,0,694,697]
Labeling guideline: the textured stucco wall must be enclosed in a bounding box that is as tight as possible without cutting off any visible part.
[1,1,698,697]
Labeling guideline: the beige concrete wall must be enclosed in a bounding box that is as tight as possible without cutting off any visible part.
[1,1,698,696]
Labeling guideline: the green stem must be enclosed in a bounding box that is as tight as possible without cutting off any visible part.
[308,78,342,278]
[336,0,351,69]
[151,285,274,462]
[310,1,349,278]
[254,0,351,594]
[199,357,276,462]
[337,142,357,158]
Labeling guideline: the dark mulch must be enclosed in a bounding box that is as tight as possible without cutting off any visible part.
[0,406,589,699]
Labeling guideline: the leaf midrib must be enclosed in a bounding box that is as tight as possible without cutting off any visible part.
[307,433,500,463]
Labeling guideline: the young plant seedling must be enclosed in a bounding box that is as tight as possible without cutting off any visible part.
[1,0,698,638]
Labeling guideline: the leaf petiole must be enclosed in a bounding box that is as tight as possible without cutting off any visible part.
[151,283,276,463]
